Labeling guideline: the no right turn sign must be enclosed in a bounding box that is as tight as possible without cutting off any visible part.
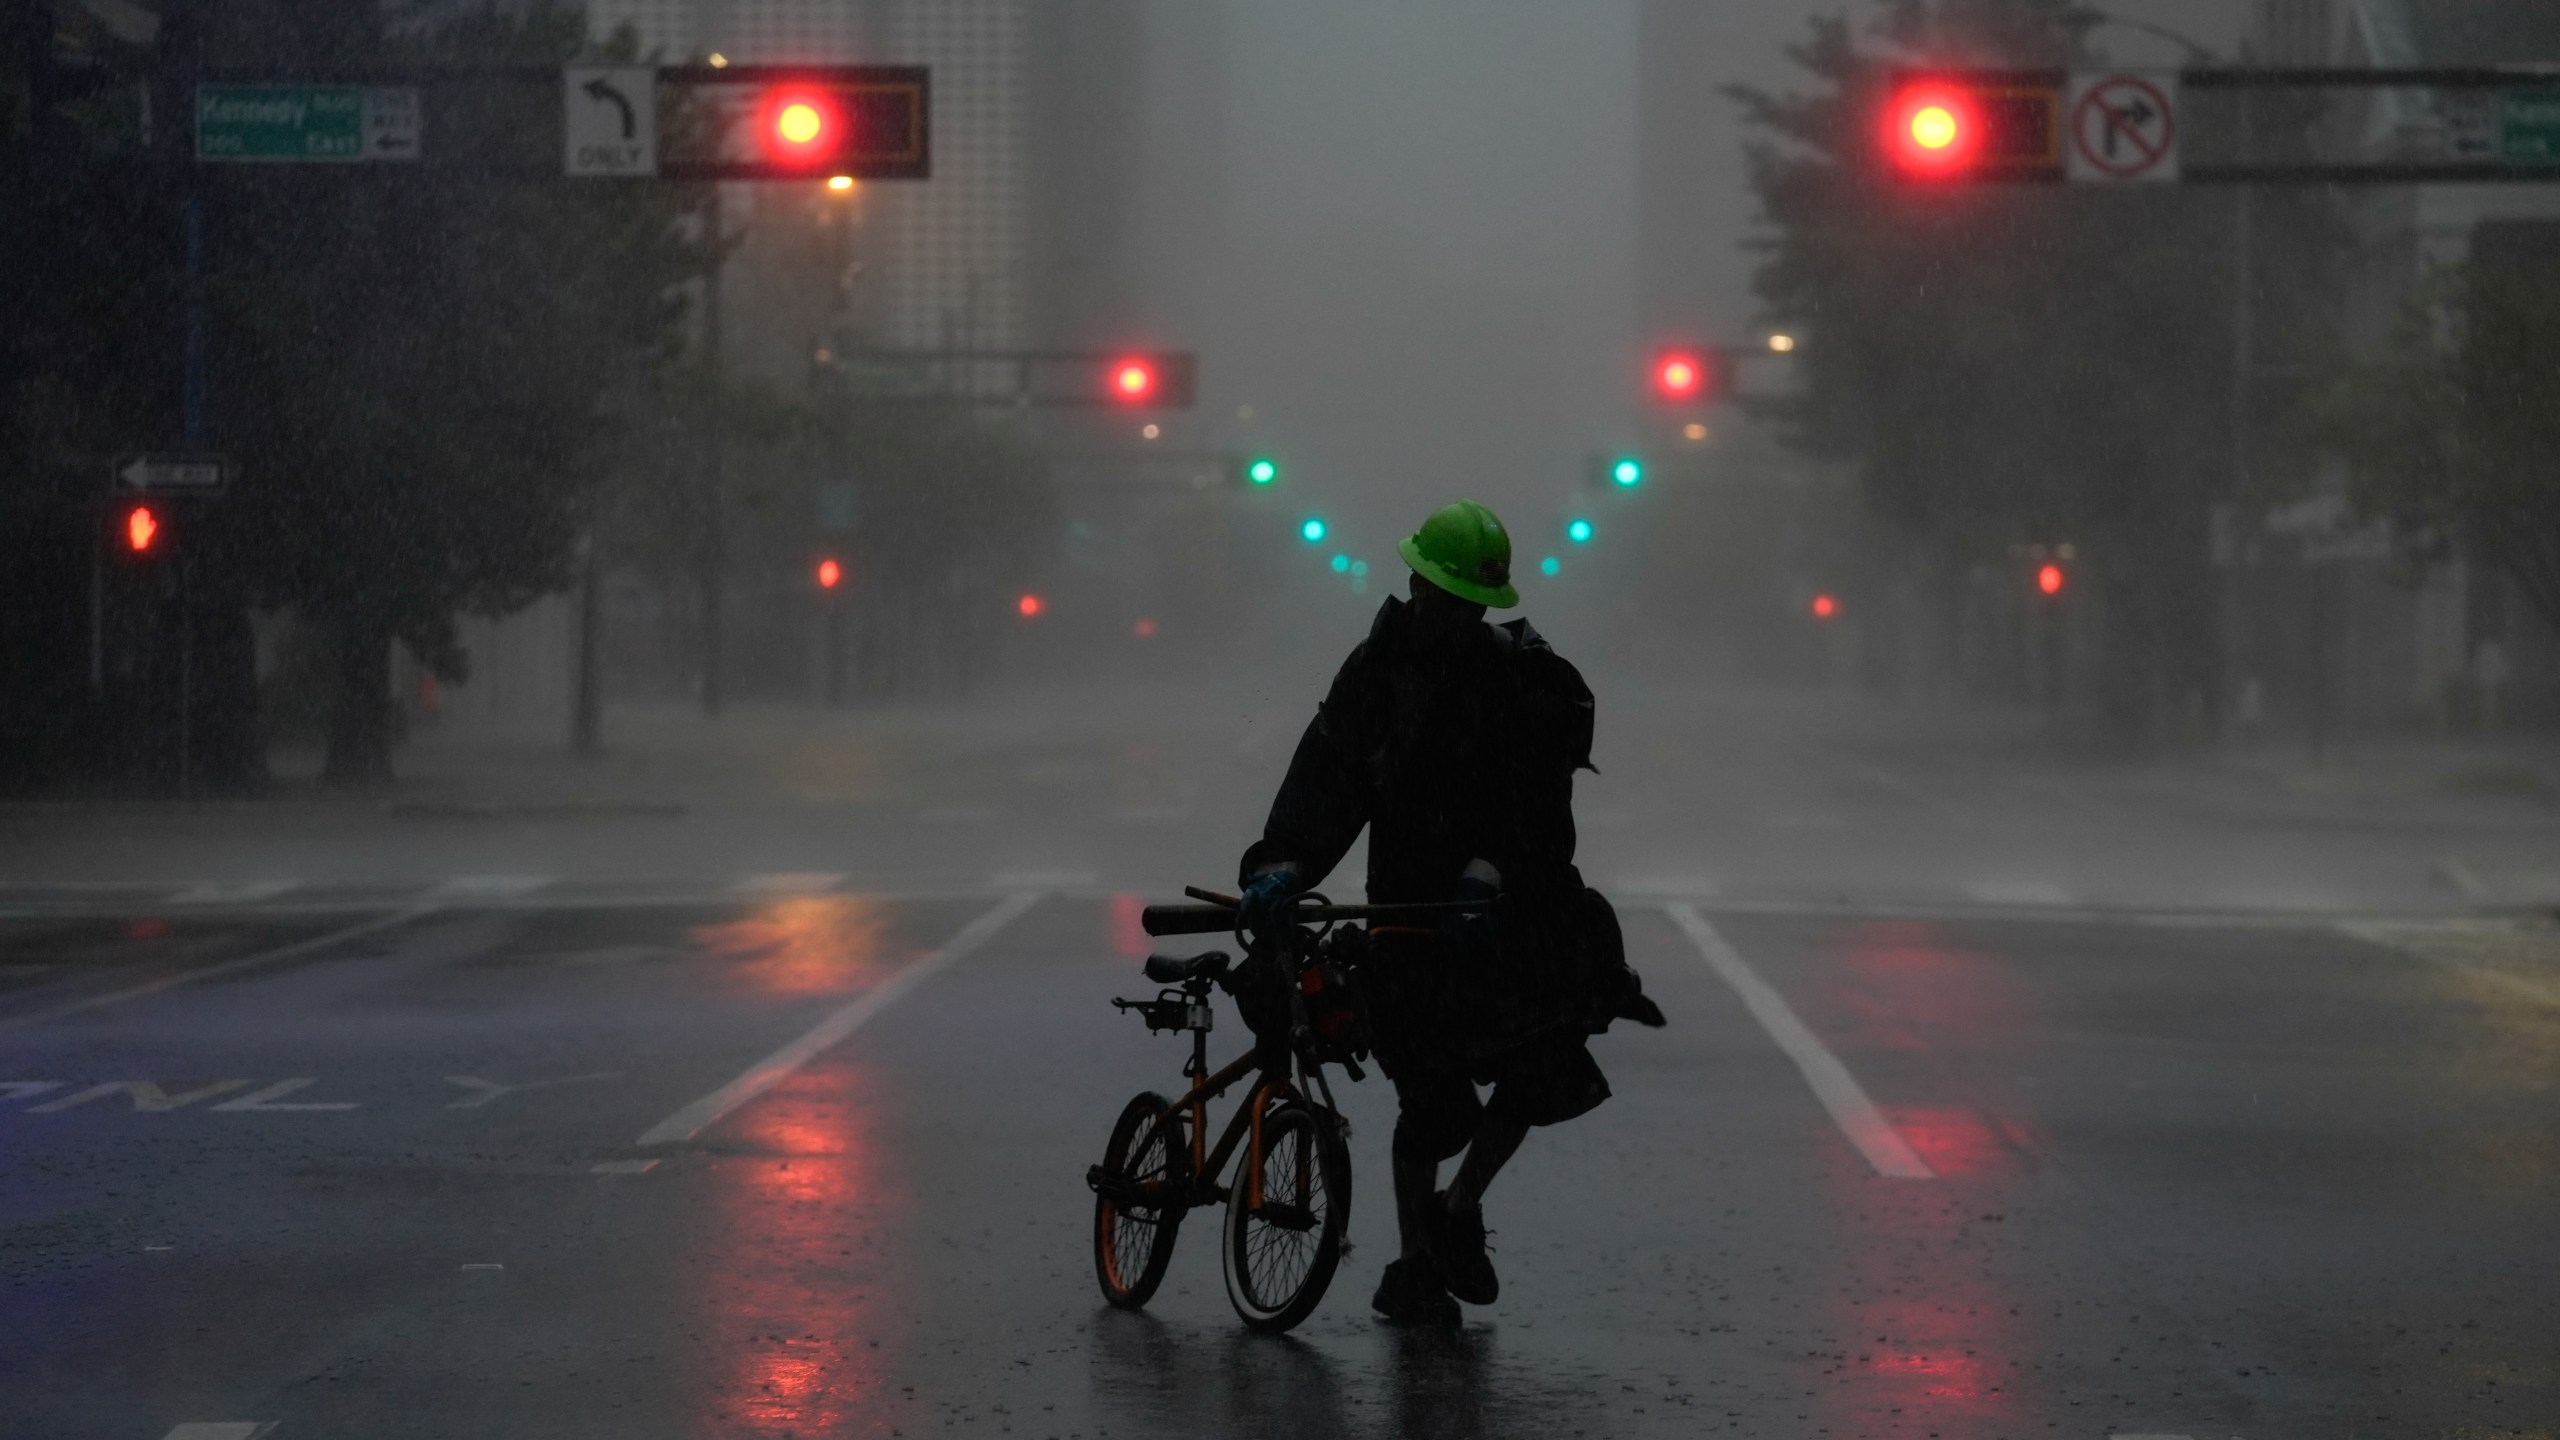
[2066,71,2180,183]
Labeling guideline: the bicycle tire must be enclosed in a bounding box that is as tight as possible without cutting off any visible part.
[1220,1101,1351,1332]
[1093,1090,1189,1308]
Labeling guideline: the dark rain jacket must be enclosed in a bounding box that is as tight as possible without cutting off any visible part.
[1238,598,1600,1066]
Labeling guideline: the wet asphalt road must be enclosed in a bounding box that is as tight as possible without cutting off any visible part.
[4,681,2559,1437]
[3,884,2555,1439]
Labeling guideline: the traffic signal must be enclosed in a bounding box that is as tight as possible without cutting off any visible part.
[1883,74,2060,181]
[1246,457,1278,486]
[2036,562,2066,597]
[1811,593,1838,620]
[1652,349,1712,404]
[1539,556,1560,577]
[1089,352,1194,408]
[1610,456,1644,488]
[815,557,843,590]
[1299,517,1328,543]
[1017,592,1046,618]
[113,500,170,561]
[1565,517,1594,544]
[1330,553,1349,574]
[758,87,848,169]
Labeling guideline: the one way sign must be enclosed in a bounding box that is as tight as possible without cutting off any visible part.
[564,66,656,177]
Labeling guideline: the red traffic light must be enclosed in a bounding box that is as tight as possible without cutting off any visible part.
[816,558,843,590]
[1884,76,2060,181]
[1887,85,1979,175]
[1811,593,1838,620]
[1017,592,1045,618]
[1653,350,1710,403]
[758,88,846,167]
[2036,562,2066,596]
[1110,358,1157,404]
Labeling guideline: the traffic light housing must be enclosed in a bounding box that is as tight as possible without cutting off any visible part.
[711,68,929,180]
[1093,352,1196,408]
[1883,73,2061,181]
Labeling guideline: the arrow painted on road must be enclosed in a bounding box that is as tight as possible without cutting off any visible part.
[583,77,635,140]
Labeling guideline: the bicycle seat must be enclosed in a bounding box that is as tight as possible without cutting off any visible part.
[1144,951,1231,985]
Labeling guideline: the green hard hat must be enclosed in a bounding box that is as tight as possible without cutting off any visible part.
[1397,499,1519,608]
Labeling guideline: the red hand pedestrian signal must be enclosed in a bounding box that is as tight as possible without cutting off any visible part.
[125,503,161,554]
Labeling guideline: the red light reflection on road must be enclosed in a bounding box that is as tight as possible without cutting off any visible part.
[695,1062,887,1436]
[692,896,888,996]
[1811,917,2038,1430]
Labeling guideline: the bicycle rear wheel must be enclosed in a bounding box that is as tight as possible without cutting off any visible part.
[1093,1091,1190,1308]
[1221,1101,1350,1332]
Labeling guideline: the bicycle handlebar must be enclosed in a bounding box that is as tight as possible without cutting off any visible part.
[1139,894,1494,938]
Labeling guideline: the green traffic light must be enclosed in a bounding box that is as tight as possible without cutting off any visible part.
[1566,517,1594,544]
[1612,457,1643,487]
[1330,553,1349,573]
[1247,457,1278,485]
[1540,555,1560,576]
[1301,517,1328,543]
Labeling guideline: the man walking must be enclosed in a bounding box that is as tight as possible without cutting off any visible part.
[1236,499,1662,1326]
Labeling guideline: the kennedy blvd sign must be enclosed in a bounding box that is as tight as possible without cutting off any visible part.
[197,85,419,163]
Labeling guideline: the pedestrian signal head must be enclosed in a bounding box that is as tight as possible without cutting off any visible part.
[125,503,161,554]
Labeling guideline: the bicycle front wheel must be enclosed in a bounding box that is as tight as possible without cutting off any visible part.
[1093,1091,1189,1308]
[1221,1101,1350,1333]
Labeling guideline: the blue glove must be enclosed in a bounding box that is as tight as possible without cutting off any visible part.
[1438,875,1500,947]
[1238,870,1298,934]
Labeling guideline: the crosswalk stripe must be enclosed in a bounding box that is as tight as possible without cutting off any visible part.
[432,875,553,900]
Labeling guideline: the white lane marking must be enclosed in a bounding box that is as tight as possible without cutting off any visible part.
[591,1158,660,1176]
[443,1073,616,1109]
[460,1262,505,1271]
[28,1080,252,1113]
[990,868,1094,890]
[636,890,1043,1147]
[434,875,552,900]
[1666,904,1933,1180]
[1614,874,1720,899]
[211,1078,360,1112]
[172,880,300,905]
[0,906,434,1034]
[735,872,848,895]
[0,1081,62,1102]
[162,1425,273,1440]
[1963,880,2074,908]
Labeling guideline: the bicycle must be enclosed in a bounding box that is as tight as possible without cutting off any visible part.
[1086,886,1479,1333]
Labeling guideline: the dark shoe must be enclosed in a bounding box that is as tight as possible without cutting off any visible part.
[1435,1191,1499,1306]
[1370,1257,1460,1327]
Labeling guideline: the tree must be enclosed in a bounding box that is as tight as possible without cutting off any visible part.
[195,2,707,781]
[1729,0,2340,742]
[2291,260,2560,638]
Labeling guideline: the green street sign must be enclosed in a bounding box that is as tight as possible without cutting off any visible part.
[2500,92,2560,165]
[197,85,420,163]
